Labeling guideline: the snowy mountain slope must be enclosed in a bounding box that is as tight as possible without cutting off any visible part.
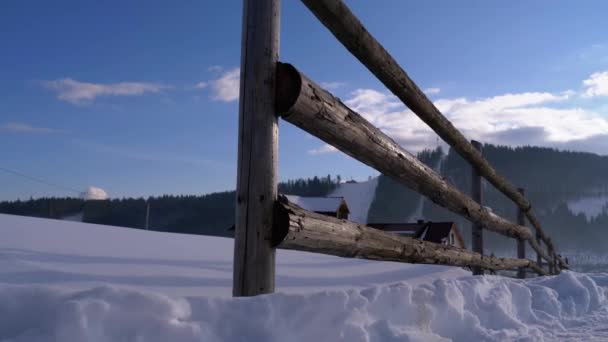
[567,193,608,220]
[1,214,608,341]
[329,177,379,223]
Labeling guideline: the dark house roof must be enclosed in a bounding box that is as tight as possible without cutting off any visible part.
[284,195,349,214]
[369,221,466,248]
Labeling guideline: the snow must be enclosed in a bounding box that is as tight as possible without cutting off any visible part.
[2,214,608,341]
[329,177,379,223]
[566,193,608,220]
[0,214,463,297]
[284,195,345,213]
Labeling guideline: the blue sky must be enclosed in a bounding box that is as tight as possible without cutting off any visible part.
[2,1,608,200]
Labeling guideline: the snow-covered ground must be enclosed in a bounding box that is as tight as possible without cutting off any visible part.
[2,214,608,341]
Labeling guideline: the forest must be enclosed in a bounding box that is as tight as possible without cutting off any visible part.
[2,145,608,251]
[0,175,339,237]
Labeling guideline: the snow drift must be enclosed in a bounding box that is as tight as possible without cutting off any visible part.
[1,272,607,341]
[1,214,608,341]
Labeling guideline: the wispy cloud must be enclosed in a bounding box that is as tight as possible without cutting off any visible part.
[1,122,63,134]
[320,82,346,90]
[207,68,240,102]
[424,87,441,95]
[42,78,171,104]
[582,71,608,98]
[309,70,608,155]
[194,81,208,89]
[207,65,223,73]
[74,139,228,169]
[308,144,338,155]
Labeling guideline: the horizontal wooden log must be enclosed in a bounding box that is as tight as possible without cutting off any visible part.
[299,0,561,266]
[276,63,555,264]
[272,197,547,276]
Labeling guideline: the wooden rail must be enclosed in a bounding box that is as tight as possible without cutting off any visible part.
[273,196,547,276]
[276,62,550,263]
[299,0,565,270]
[233,0,565,296]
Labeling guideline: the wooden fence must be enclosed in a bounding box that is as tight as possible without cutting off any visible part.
[233,0,565,297]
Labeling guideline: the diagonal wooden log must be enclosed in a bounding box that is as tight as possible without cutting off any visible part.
[272,196,547,276]
[275,62,551,263]
[299,0,564,269]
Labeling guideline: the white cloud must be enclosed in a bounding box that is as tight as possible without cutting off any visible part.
[194,82,208,89]
[582,71,608,98]
[43,78,170,104]
[207,65,223,73]
[81,186,108,200]
[1,122,62,134]
[308,144,338,155]
[208,68,240,102]
[320,82,346,90]
[424,87,441,95]
[309,72,608,154]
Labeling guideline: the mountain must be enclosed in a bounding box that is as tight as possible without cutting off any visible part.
[366,145,608,253]
[3,144,608,253]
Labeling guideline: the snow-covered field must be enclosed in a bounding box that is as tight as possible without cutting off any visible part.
[2,214,608,341]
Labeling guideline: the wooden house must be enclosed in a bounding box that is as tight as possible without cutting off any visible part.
[368,220,466,248]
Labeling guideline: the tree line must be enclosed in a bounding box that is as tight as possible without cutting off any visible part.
[0,175,340,237]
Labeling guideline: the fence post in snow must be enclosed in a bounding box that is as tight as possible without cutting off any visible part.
[536,230,542,271]
[233,0,281,297]
[471,140,484,275]
[516,188,526,279]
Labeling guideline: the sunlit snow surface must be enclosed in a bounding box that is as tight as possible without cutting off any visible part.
[1,214,608,341]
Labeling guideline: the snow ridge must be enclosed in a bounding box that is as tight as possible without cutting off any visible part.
[1,272,606,341]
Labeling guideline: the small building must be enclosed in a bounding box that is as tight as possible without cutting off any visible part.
[368,220,466,248]
[285,195,350,220]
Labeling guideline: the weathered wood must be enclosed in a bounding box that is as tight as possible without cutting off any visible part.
[233,0,280,297]
[536,230,542,269]
[517,188,526,278]
[549,249,556,275]
[471,140,484,276]
[276,63,554,264]
[299,0,563,267]
[272,197,547,276]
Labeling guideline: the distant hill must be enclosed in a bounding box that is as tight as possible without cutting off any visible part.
[0,175,340,237]
[366,144,608,253]
[3,144,608,252]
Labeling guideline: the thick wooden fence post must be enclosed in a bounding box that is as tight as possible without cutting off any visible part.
[517,188,526,278]
[471,140,484,275]
[233,0,280,297]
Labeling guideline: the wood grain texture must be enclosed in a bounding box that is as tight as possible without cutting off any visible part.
[517,188,527,278]
[471,141,484,276]
[298,0,564,269]
[233,0,280,297]
[276,63,555,264]
[273,196,547,276]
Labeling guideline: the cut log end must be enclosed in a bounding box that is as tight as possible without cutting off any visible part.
[276,62,302,114]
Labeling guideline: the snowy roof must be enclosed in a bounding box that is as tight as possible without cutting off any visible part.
[284,195,348,213]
